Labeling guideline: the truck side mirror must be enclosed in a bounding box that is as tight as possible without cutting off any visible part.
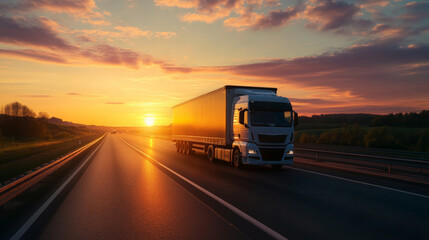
[239,110,249,127]
[293,111,299,127]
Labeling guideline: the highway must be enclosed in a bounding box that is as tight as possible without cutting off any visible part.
[31,134,429,239]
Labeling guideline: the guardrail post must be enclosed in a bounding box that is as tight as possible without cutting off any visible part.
[316,153,319,162]
[388,163,391,173]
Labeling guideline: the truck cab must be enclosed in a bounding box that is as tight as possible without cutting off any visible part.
[232,94,297,168]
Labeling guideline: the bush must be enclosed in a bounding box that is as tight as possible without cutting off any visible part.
[416,130,429,152]
[53,131,72,139]
[364,126,396,148]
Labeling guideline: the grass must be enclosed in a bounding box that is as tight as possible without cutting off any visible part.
[0,133,103,183]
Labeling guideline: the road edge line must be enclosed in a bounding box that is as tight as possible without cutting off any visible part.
[287,166,429,199]
[10,138,105,240]
[119,137,288,240]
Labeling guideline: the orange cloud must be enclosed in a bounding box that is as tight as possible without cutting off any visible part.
[155,31,177,39]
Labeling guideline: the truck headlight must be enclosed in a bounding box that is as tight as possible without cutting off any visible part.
[287,150,294,155]
[248,149,258,155]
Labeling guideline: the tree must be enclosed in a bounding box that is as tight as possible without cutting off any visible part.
[2,102,36,117]
[38,112,50,120]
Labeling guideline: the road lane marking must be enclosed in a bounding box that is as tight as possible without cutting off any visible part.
[287,166,429,199]
[120,137,288,240]
[10,139,105,240]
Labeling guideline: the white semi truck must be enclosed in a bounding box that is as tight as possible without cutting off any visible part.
[172,85,298,169]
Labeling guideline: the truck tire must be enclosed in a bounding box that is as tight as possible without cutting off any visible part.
[185,142,191,155]
[207,145,215,163]
[179,141,184,154]
[233,149,243,169]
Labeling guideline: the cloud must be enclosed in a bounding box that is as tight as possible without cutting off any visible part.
[180,7,233,23]
[105,102,125,104]
[304,0,374,33]
[0,49,68,63]
[357,0,390,8]
[163,42,429,106]
[154,0,196,9]
[400,1,429,23]
[73,26,177,41]
[0,16,77,51]
[224,2,303,31]
[0,0,109,26]
[67,92,81,95]
[80,45,151,69]
[0,15,171,69]
[288,98,343,104]
[157,0,257,24]
[251,4,303,30]
[155,31,177,39]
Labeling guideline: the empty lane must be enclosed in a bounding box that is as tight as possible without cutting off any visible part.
[38,135,246,240]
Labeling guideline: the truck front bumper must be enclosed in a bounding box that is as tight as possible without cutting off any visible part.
[242,143,294,165]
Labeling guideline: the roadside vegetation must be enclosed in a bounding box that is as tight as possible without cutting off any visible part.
[295,111,429,152]
[0,102,103,183]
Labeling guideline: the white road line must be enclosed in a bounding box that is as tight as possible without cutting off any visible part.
[10,139,105,240]
[287,166,429,199]
[120,137,288,240]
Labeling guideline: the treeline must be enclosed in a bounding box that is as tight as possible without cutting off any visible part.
[296,124,429,152]
[370,111,429,127]
[296,114,377,130]
[0,102,88,141]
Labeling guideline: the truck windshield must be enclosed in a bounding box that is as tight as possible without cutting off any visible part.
[249,102,293,127]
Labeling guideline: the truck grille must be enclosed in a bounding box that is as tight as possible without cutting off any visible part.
[258,134,286,143]
[259,148,285,161]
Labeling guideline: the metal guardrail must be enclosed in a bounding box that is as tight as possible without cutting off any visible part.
[295,147,429,173]
[0,135,105,206]
[295,143,429,160]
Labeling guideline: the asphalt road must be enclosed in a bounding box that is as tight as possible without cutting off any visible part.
[36,134,429,240]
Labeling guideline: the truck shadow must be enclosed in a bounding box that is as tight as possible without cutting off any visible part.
[185,151,289,173]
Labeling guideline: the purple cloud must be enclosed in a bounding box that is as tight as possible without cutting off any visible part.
[81,45,152,69]
[251,4,303,30]
[0,0,97,15]
[305,0,373,33]
[289,98,344,104]
[163,42,429,109]
[0,16,77,51]
[0,49,68,63]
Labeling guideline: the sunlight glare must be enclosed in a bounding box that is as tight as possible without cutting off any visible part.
[145,117,155,126]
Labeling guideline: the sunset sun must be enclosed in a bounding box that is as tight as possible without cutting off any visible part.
[144,117,155,127]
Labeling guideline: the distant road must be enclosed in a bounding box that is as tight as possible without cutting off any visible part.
[34,134,429,240]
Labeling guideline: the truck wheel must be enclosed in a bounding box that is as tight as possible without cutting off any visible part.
[233,149,242,169]
[207,145,215,163]
[271,165,283,170]
[185,142,191,155]
[179,141,184,154]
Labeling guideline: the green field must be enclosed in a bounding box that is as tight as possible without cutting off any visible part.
[0,133,103,183]
[295,125,429,152]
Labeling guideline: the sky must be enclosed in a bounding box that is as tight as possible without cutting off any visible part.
[0,0,428,126]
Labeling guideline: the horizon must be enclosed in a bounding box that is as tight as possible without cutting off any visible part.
[1,0,428,126]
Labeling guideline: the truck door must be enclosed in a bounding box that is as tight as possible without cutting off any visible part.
[233,109,249,141]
